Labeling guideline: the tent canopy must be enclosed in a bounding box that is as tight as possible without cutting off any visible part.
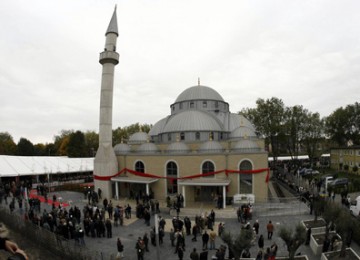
[0,155,94,177]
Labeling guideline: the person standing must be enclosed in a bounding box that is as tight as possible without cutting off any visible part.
[117,238,124,259]
[209,228,216,250]
[190,248,199,260]
[258,234,264,250]
[253,220,259,235]
[202,230,209,250]
[192,224,198,242]
[105,218,112,238]
[267,220,274,240]
[170,228,176,246]
[135,237,145,260]
[177,246,184,260]
[143,232,149,252]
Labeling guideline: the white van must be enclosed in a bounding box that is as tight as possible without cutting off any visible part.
[350,196,360,217]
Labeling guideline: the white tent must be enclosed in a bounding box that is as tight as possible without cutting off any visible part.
[0,155,94,177]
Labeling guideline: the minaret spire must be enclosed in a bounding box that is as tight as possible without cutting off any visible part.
[94,7,120,200]
[106,5,118,36]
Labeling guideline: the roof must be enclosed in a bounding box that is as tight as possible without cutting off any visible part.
[178,178,230,186]
[128,132,149,144]
[199,140,224,153]
[232,140,261,152]
[111,176,158,184]
[175,85,224,103]
[106,6,118,36]
[0,156,94,177]
[137,142,160,153]
[163,110,223,132]
[167,142,190,154]
[230,126,257,139]
[114,143,131,154]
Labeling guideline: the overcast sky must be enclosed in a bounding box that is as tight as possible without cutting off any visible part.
[1,0,360,144]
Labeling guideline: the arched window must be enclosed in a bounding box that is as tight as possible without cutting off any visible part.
[202,161,215,178]
[180,132,185,141]
[239,160,253,194]
[195,132,200,140]
[135,161,145,173]
[167,162,178,194]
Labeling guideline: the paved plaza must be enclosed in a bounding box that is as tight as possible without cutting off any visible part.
[2,188,360,260]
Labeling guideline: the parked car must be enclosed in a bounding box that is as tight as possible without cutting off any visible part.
[330,178,348,187]
[299,168,320,176]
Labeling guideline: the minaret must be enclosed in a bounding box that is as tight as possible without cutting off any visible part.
[94,6,119,200]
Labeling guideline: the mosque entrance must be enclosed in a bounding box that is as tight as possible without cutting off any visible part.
[195,186,220,202]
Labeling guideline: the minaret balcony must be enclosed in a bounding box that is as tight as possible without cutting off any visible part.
[99,51,119,65]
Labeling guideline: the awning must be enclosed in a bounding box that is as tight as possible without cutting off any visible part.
[111,176,159,184]
[178,178,230,186]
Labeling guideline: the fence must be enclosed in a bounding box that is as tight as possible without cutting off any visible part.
[0,206,115,260]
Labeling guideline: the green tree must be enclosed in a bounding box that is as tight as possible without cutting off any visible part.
[283,105,308,160]
[53,130,74,155]
[325,102,360,146]
[0,132,17,155]
[17,137,34,156]
[84,131,99,157]
[241,97,286,162]
[112,123,151,145]
[302,112,324,166]
[353,165,358,175]
[67,130,86,157]
[34,143,47,156]
[221,228,253,260]
[278,223,306,260]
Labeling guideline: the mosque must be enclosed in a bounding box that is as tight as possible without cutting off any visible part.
[94,8,269,207]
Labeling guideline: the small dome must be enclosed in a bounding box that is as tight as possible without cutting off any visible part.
[175,85,225,103]
[167,142,190,154]
[198,140,224,153]
[163,110,223,133]
[114,143,131,155]
[232,140,260,152]
[137,142,160,153]
[230,126,257,139]
[128,132,149,145]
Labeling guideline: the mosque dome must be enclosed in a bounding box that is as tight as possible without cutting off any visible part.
[128,132,149,145]
[137,142,160,153]
[149,116,168,136]
[198,140,224,153]
[230,126,257,139]
[166,142,190,154]
[163,110,223,133]
[232,139,260,152]
[175,85,225,103]
[114,143,131,155]
[228,114,256,132]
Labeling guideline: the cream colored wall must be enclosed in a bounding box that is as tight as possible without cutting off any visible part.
[117,151,268,203]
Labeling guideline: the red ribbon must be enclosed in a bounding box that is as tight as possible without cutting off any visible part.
[94,167,270,183]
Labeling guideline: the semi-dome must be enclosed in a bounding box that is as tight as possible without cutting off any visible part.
[232,139,260,152]
[128,132,149,144]
[137,142,160,153]
[228,114,256,132]
[163,110,223,133]
[167,142,190,154]
[230,126,257,139]
[198,140,224,153]
[175,85,225,103]
[149,116,168,136]
[114,143,131,155]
